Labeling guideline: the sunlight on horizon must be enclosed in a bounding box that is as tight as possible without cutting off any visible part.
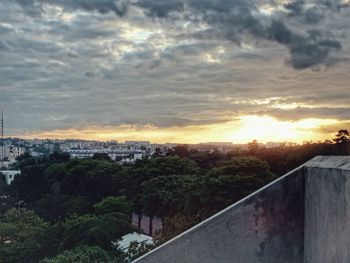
[19,115,341,144]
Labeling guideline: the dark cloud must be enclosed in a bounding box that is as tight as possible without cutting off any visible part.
[10,0,128,16]
[267,21,342,69]
[284,0,304,16]
[284,0,349,14]
[7,0,346,69]
[284,0,350,23]
[47,18,119,40]
[135,0,184,17]
[303,9,324,24]
[54,0,128,16]
[134,0,343,70]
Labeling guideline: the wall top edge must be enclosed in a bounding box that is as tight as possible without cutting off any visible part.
[305,156,350,171]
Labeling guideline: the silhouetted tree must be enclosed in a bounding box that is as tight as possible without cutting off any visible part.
[248,140,260,155]
[333,129,350,144]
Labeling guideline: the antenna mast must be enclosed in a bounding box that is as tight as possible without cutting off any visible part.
[1,110,3,168]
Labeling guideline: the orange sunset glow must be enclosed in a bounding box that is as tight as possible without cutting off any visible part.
[21,115,346,144]
[1,0,350,144]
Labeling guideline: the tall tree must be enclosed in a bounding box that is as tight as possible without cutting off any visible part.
[60,213,133,251]
[333,129,350,144]
[94,196,132,215]
[333,129,350,155]
[0,208,51,263]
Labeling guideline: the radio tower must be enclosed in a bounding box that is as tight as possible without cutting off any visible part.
[1,110,4,169]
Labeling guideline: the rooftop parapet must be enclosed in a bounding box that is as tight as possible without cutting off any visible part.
[133,156,350,263]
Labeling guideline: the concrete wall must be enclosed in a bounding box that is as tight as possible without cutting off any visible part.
[133,156,350,263]
[304,158,350,263]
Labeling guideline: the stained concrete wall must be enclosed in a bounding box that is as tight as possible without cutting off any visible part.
[304,158,350,263]
[133,156,350,263]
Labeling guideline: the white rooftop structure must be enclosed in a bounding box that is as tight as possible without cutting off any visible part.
[118,233,154,251]
[0,170,21,185]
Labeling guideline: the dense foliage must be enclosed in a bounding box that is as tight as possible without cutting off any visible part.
[40,246,123,263]
[0,131,349,262]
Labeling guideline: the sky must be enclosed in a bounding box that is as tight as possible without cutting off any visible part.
[0,0,350,143]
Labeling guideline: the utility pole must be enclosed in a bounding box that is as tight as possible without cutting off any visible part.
[1,110,3,169]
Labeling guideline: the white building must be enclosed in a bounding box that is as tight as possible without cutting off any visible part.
[0,170,21,185]
[0,160,16,169]
[0,143,25,165]
[69,148,144,163]
[118,232,154,252]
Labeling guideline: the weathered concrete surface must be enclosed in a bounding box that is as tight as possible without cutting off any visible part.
[304,156,350,263]
[133,156,350,263]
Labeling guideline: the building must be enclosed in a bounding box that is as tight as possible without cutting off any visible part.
[69,148,145,163]
[118,233,154,252]
[0,170,21,185]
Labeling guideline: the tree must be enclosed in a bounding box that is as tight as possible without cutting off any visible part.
[0,172,6,193]
[140,175,197,220]
[198,157,276,216]
[43,164,69,194]
[40,245,124,263]
[127,241,156,261]
[333,129,350,144]
[132,156,198,178]
[152,148,163,158]
[35,194,90,221]
[0,208,50,263]
[125,156,198,226]
[188,149,225,170]
[8,164,48,203]
[332,129,350,155]
[49,152,70,163]
[248,140,260,154]
[14,151,36,170]
[94,196,132,215]
[92,153,112,161]
[62,159,122,202]
[167,145,190,158]
[60,213,133,251]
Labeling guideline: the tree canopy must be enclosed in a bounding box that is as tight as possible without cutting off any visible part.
[1,130,349,262]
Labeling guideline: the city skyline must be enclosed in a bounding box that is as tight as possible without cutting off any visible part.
[1,0,349,143]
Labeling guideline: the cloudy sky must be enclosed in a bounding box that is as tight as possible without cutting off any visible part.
[1,0,350,143]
